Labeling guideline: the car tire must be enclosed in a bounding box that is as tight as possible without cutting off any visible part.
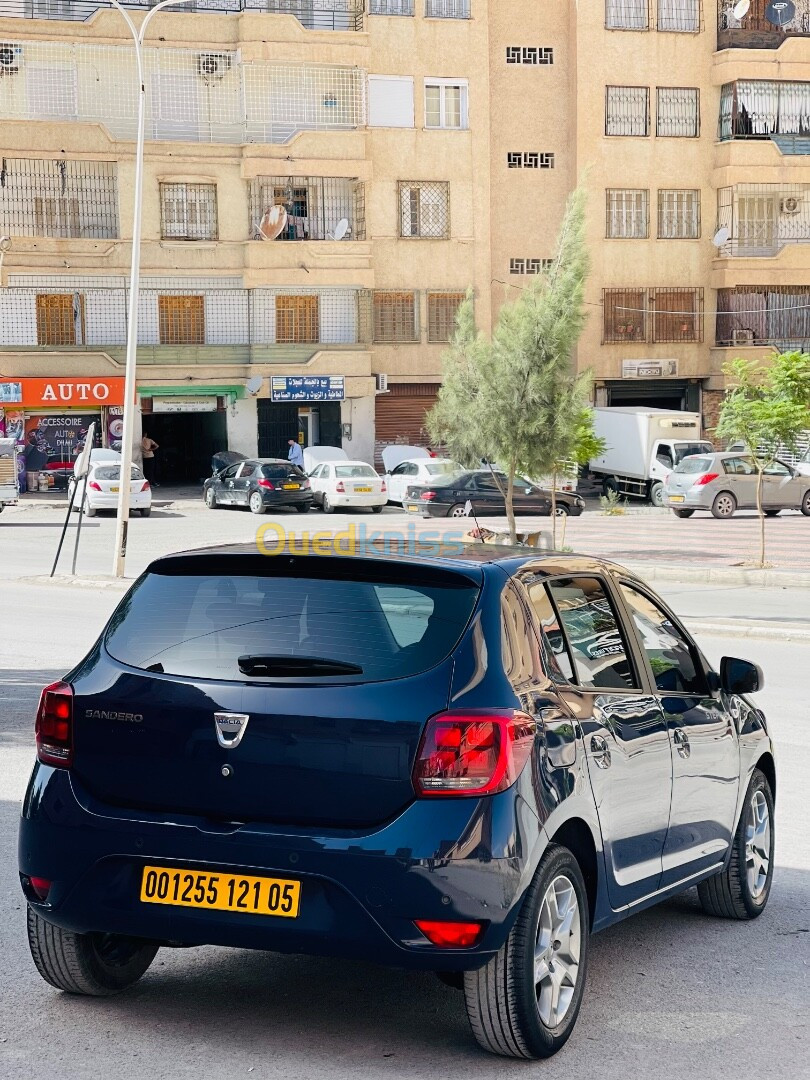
[650,482,665,507]
[672,509,695,519]
[85,504,96,518]
[711,491,736,519]
[371,504,384,514]
[140,507,151,518]
[801,490,810,517]
[553,504,569,517]
[463,844,589,1060]
[448,504,468,519]
[295,503,310,514]
[322,494,334,514]
[205,488,218,510]
[249,492,266,515]
[697,768,774,920]
[26,907,158,996]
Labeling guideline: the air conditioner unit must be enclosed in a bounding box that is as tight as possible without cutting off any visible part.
[196,53,232,80]
[732,328,755,345]
[0,43,22,77]
[781,196,801,214]
[375,373,389,393]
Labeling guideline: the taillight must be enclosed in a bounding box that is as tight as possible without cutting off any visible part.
[693,472,720,487]
[140,481,150,492]
[35,681,73,768]
[257,479,275,490]
[413,710,536,797]
[88,481,102,491]
[301,479,310,489]
[29,877,52,901]
[335,481,345,493]
[419,490,437,501]
[414,920,484,948]
[381,480,387,493]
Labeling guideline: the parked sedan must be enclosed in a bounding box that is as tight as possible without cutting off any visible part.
[664,452,810,519]
[308,460,387,513]
[68,462,151,517]
[383,457,462,505]
[204,457,312,515]
[403,470,585,518]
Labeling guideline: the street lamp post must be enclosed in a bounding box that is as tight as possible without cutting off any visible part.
[111,0,194,578]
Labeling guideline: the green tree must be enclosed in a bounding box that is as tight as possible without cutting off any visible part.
[428,187,590,542]
[547,388,606,547]
[716,351,810,567]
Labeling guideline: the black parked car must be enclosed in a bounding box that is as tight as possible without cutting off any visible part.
[203,453,312,514]
[20,543,774,1059]
[403,470,585,518]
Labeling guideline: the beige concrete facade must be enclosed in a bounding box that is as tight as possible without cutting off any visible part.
[1,1,808,476]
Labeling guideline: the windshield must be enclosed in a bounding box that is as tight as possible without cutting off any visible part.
[674,455,713,475]
[425,461,460,475]
[335,465,377,479]
[674,442,714,465]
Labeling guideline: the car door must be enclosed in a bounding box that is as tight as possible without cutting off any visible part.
[617,581,740,885]
[389,462,413,503]
[535,575,674,907]
[216,463,241,505]
[721,455,757,509]
[232,462,255,505]
[514,477,551,515]
[470,472,504,515]
[308,464,325,503]
[761,459,795,509]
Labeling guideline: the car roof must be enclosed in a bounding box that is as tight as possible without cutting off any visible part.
[325,459,376,467]
[252,458,297,466]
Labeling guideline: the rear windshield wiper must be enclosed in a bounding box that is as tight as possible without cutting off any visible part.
[237,654,363,677]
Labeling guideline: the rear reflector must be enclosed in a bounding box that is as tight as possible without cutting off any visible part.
[35,681,73,768]
[29,877,52,901]
[693,472,720,487]
[413,710,536,797]
[414,920,484,948]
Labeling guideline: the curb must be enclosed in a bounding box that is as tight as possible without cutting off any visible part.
[682,618,810,643]
[622,561,810,590]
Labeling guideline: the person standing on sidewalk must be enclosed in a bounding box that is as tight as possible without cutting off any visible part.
[141,433,159,487]
[287,437,304,469]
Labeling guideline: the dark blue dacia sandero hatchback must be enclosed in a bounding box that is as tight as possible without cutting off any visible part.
[19,544,776,1059]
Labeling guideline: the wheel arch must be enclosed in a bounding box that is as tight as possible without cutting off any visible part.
[545,817,599,929]
[755,751,776,803]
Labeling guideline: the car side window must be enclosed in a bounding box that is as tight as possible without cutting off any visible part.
[546,577,639,692]
[523,580,576,683]
[310,465,323,478]
[501,587,540,686]
[619,584,709,696]
[392,463,407,476]
[764,461,791,477]
[723,457,755,476]
[239,464,255,479]
[221,465,239,480]
[474,474,501,492]
[656,445,674,468]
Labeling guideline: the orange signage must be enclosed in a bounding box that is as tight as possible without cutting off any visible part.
[9,378,126,408]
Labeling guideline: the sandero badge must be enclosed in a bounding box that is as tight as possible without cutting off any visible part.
[213,712,250,749]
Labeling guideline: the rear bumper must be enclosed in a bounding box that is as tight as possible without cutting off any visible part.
[261,491,313,508]
[664,490,707,509]
[325,494,387,508]
[19,763,541,971]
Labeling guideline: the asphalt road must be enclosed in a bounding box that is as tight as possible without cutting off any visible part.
[0,513,808,1079]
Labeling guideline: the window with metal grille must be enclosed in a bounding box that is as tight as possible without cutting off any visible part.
[373,291,419,342]
[158,295,205,345]
[605,0,650,29]
[427,292,464,342]
[657,87,699,136]
[35,292,85,346]
[398,181,450,238]
[369,0,414,11]
[276,295,320,344]
[651,287,703,342]
[606,189,649,237]
[606,86,650,135]
[657,0,701,32]
[159,183,218,241]
[603,288,647,342]
[425,0,470,16]
[249,176,365,240]
[658,189,700,238]
[716,286,810,347]
[424,80,468,129]
[506,46,554,64]
[0,158,118,239]
[509,258,553,274]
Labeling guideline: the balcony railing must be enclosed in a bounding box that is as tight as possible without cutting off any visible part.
[0,158,119,238]
[718,0,810,49]
[719,80,810,142]
[716,286,810,348]
[0,0,365,32]
[248,176,365,240]
[717,184,810,256]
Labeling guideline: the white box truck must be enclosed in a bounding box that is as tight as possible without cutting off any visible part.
[587,407,713,506]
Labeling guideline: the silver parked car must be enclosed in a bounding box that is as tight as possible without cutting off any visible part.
[664,452,810,519]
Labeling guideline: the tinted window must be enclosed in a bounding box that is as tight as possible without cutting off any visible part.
[546,578,638,691]
[105,568,479,683]
[524,580,575,683]
[239,464,255,478]
[674,442,713,464]
[473,474,502,492]
[335,465,377,478]
[675,455,712,475]
[656,446,674,468]
[620,585,708,695]
[261,464,299,479]
[94,466,143,481]
[220,464,240,479]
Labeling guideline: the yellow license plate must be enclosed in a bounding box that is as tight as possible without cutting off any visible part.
[109,486,119,493]
[140,866,301,918]
[354,486,372,492]
[669,495,685,503]
[282,483,300,490]
[407,504,419,513]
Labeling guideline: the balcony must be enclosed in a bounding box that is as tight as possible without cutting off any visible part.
[0,158,119,239]
[716,184,810,256]
[718,0,810,49]
[248,176,365,241]
[719,80,810,155]
[716,286,810,348]
[0,0,365,32]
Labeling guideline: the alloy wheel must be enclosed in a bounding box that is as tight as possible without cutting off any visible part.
[746,790,771,899]
[554,506,568,517]
[534,874,581,1029]
[449,505,467,518]
[715,494,735,517]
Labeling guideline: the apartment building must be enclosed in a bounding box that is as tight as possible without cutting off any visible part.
[0,1,806,484]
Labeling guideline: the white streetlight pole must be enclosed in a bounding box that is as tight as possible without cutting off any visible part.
[111,0,194,578]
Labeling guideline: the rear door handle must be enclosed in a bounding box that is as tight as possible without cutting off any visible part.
[590,734,611,769]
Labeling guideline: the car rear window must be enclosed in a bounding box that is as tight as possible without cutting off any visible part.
[673,456,712,475]
[335,465,377,478]
[105,562,480,683]
[94,466,143,481]
[261,464,300,479]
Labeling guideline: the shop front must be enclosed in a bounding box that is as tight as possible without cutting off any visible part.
[139,385,243,485]
[0,377,125,492]
[258,376,345,460]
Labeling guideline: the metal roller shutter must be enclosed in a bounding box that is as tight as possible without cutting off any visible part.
[374,383,440,466]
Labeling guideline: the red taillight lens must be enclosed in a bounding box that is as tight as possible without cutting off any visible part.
[88,481,102,491]
[414,920,484,948]
[413,710,536,797]
[693,472,720,487]
[140,480,150,492]
[301,479,310,490]
[419,490,437,501]
[257,479,275,490]
[29,877,52,901]
[381,480,387,493]
[335,481,345,493]
[35,681,73,768]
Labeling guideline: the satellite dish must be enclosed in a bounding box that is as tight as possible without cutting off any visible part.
[0,236,10,253]
[732,0,750,19]
[765,0,795,24]
[328,218,350,241]
[258,205,288,241]
[245,375,263,396]
[712,227,731,247]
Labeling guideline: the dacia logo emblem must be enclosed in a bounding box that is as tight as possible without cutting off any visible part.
[214,712,250,749]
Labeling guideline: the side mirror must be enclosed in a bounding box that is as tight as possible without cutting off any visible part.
[720,656,763,695]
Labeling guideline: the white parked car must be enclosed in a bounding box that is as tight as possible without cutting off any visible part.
[381,446,461,505]
[308,460,387,513]
[69,460,152,517]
